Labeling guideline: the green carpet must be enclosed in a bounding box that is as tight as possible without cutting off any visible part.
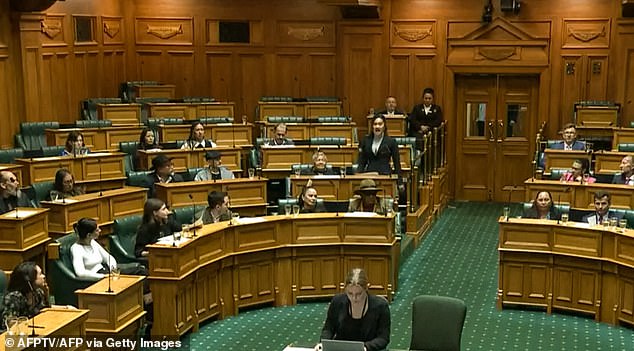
[178,202,634,350]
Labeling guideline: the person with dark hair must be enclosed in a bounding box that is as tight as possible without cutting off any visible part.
[2,261,74,325]
[134,127,162,171]
[357,115,401,177]
[145,155,184,198]
[612,155,634,185]
[375,96,404,117]
[134,198,181,259]
[0,171,33,214]
[181,122,216,149]
[195,150,234,181]
[551,123,586,150]
[49,168,85,200]
[61,131,89,156]
[300,151,336,176]
[201,191,231,224]
[299,186,326,213]
[316,268,390,351]
[560,159,595,184]
[523,191,561,220]
[70,218,118,281]
[408,87,443,149]
[269,123,294,146]
[582,191,622,225]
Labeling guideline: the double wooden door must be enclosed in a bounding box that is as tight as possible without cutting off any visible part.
[455,74,539,202]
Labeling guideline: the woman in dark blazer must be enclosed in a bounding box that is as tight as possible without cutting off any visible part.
[523,191,561,220]
[357,115,401,177]
[408,87,443,150]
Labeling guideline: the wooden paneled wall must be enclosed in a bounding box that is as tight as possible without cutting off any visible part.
[1,0,633,197]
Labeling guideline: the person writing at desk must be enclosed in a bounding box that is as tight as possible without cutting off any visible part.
[0,171,33,214]
[357,115,401,178]
[181,122,216,149]
[582,191,622,226]
[49,168,85,200]
[61,131,89,156]
[2,261,74,325]
[301,151,336,176]
[195,150,234,181]
[612,155,634,185]
[316,268,390,351]
[560,159,595,184]
[135,198,181,260]
[523,191,561,220]
[269,123,294,146]
[348,179,389,215]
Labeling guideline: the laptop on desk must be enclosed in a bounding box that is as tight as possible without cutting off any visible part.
[321,339,365,351]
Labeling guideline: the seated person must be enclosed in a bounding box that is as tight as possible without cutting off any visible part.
[71,218,117,281]
[612,155,634,185]
[146,155,184,198]
[550,123,586,150]
[300,151,336,176]
[316,268,390,351]
[299,186,326,213]
[195,150,235,181]
[0,171,33,214]
[2,261,74,325]
[348,179,389,214]
[135,198,181,259]
[376,96,404,116]
[582,191,622,225]
[523,191,561,220]
[201,191,231,224]
[49,168,86,200]
[268,123,294,146]
[181,122,216,149]
[560,159,595,184]
[135,128,162,170]
[61,131,89,156]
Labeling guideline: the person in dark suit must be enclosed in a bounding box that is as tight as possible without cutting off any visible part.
[523,191,561,220]
[612,155,634,185]
[550,123,586,150]
[145,155,184,198]
[134,198,181,259]
[581,191,622,225]
[0,171,33,214]
[408,87,443,150]
[375,96,404,116]
[300,151,336,175]
[357,115,401,177]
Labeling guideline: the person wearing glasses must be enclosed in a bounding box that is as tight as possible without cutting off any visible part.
[49,168,86,201]
[0,171,33,214]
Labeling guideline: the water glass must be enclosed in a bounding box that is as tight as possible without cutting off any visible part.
[5,317,18,335]
[248,168,255,179]
[561,213,569,224]
[231,212,240,225]
[17,317,28,335]
[292,204,300,216]
[340,167,346,178]
[610,217,618,229]
[111,267,120,280]
[295,168,301,178]
[502,206,510,219]
[284,204,292,216]
[181,224,190,238]
[620,219,628,232]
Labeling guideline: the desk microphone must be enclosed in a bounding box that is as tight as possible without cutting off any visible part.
[98,158,103,197]
[339,144,345,178]
[230,117,236,149]
[506,185,516,222]
[105,244,114,293]
[189,193,197,237]
[25,277,39,337]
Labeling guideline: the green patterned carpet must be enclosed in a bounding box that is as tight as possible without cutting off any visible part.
[177,202,634,350]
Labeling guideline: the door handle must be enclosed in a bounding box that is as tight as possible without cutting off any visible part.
[487,122,495,141]
[498,120,504,142]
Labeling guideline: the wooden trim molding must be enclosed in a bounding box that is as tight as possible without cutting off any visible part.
[562,19,610,49]
[135,17,193,46]
[390,20,436,48]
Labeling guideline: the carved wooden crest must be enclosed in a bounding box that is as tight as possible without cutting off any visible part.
[567,25,605,42]
[287,26,325,41]
[103,22,120,38]
[476,47,519,61]
[41,18,62,39]
[393,25,432,42]
[146,24,183,39]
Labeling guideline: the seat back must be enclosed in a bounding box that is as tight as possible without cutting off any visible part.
[31,181,54,205]
[183,96,215,103]
[305,96,339,103]
[618,143,634,152]
[20,122,60,150]
[173,206,196,225]
[410,295,467,351]
[317,116,350,123]
[119,141,138,173]
[309,137,346,146]
[126,170,152,188]
[259,96,293,103]
[199,116,233,124]
[186,167,204,181]
[75,119,113,128]
[112,214,143,263]
[0,148,24,164]
[290,164,334,173]
[49,233,92,306]
[266,116,304,124]
[41,145,65,157]
[522,202,570,215]
[546,168,569,180]
[278,198,299,209]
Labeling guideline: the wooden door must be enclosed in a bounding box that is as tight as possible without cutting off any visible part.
[456,75,538,202]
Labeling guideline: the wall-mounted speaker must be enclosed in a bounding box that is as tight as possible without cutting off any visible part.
[10,0,58,12]
[500,0,521,14]
[340,6,380,19]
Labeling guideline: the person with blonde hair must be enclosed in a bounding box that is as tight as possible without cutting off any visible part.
[315,268,390,351]
[301,151,336,175]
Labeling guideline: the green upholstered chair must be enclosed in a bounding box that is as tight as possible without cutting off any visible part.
[119,141,138,173]
[305,96,339,103]
[0,269,6,318]
[618,144,634,152]
[185,167,204,181]
[409,295,467,351]
[259,96,293,103]
[146,118,184,130]
[41,145,65,157]
[266,116,304,124]
[126,170,152,188]
[48,233,93,306]
[30,181,54,205]
[393,137,419,161]
[81,98,122,120]
[75,119,113,128]
[290,164,334,173]
[546,168,569,180]
[199,116,233,124]
[0,148,24,164]
[119,81,159,102]
[111,214,143,264]
[316,116,350,123]
[309,137,346,146]
[278,197,324,211]
[522,202,571,216]
[17,122,60,150]
[173,206,197,225]
[183,97,215,103]
[249,147,261,169]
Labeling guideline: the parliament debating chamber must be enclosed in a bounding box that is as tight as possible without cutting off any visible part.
[1,0,634,350]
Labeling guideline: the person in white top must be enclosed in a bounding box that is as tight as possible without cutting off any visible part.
[181,121,217,149]
[70,218,116,281]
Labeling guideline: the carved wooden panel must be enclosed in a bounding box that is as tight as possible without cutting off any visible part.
[276,21,335,48]
[390,20,436,48]
[562,19,610,49]
[135,17,193,46]
[41,14,67,47]
[102,16,123,45]
[206,20,263,46]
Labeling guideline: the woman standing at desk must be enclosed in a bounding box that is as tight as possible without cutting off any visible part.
[135,198,181,259]
[61,131,89,156]
[48,168,85,200]
[357,115,401,177]
[523,191,561,220]
[316,268,390,351]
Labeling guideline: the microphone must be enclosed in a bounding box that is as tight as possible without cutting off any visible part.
[231,118,236,148]
[25,277,39,337]
[339,144,345,178]
[189,193,197,237]
[98,158,103,197]
[506,185,516,222]
[106,244,113,293]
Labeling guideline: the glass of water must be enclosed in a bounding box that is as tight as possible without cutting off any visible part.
[502,206,510,219]
[284,204,292,216]
[561,213,569,224]
[292,204,300,216]
[610,217,618,229]
[619,219,628,232]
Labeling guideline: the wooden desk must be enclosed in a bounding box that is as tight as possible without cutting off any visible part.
[498,218,634,326]
[46,126,143,151]
[367,114,407,136]
[147,101,235,120]
[524,179,634,210]
[595,150,628,175]
[0,164,22,184]
[257,101,342,121]
[136,147,241,173]
[76,275,146,337]
[0,208,49,271]
[41,187,147,236]
[289,175,398,200]
[155,178,268,216]
[14,153,126,188]
[146,213,398,337]
[0,308,90,351]
[157,123,253,147]
[612,128,634,149]
[543,149,590,172]
[97,103,142,126]
[134,84,176,99]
